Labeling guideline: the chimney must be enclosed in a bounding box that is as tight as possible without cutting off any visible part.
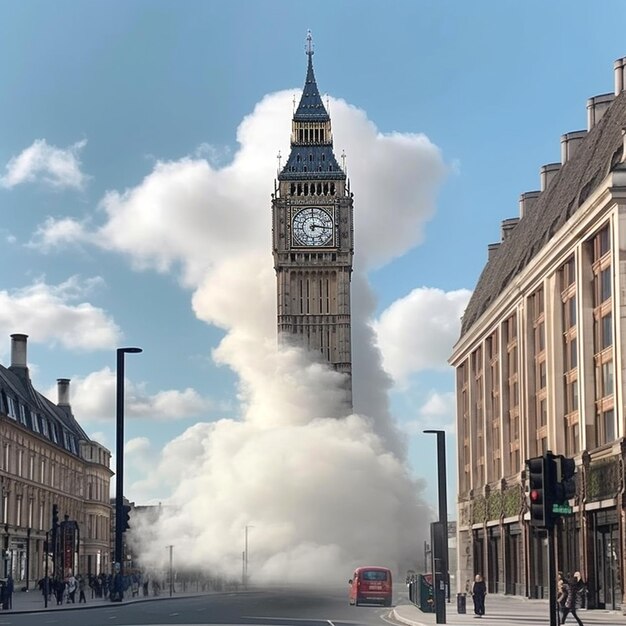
[540,163,561,191]
[488,243,501,260]
[57,378,71,408]
[614,57,626,95]
[519,190,541,218]
[587,93,614,130]
[560,130,587,163]
[501,218,519,241]
[10,333,28,369]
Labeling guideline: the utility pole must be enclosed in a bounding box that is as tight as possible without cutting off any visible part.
[166,545,173,597]
[424,430,448,624]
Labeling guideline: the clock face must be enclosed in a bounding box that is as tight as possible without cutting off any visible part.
[292,207,334,247]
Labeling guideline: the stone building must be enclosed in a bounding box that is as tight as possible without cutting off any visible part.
[0,334,112,586]
[272,32,354,406]
[450,56,626,610]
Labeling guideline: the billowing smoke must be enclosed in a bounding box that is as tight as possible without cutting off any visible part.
[40,89,447,582]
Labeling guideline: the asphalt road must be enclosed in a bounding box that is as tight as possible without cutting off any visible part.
[0,585,399,626]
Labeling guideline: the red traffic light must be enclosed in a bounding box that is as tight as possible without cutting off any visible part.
[530,489,541,502]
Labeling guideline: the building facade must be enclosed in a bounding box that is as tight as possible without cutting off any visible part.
[450,57,626,611]
[0,334,112,586]
[272,32,354,403]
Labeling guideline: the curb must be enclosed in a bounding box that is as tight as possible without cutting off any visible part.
[391,606,429,626]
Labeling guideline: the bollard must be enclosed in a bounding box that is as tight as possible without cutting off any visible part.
[457,592,466,614]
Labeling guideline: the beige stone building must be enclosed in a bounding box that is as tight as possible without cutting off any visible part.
[0,334,112,587]
[272,33,354,405]
[450,57,626,610]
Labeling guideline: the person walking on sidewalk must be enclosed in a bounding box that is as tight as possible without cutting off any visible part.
[472,574,487,618]
[66,573,77,603]
[78,574,87,603]
[561,574,584,625]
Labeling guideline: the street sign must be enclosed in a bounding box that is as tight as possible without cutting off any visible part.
[552,503,573,514]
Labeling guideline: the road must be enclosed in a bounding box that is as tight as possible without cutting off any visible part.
[0,585,398,626]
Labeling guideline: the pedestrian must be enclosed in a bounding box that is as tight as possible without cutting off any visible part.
[557,571,566,613]
[573,571,587,608]
[5,576,13,609]
[561,573,584,625]
[471,573,486,618]
[54,578,65,605]
[78,574,87,603]
[66,573,77,603]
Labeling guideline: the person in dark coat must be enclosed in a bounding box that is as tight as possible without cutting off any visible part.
[561,574,584,625]
[54,578,65,605]
[5,576,13,609]
[472,574,487,617]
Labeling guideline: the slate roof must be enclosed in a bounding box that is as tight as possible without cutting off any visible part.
[280,145,344,181]
[0,364,89,457]
[278,45,345,182]
[294,52,330,122]
[460,90,626,337]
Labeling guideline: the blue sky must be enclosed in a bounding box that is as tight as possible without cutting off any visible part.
[2,0,626,524]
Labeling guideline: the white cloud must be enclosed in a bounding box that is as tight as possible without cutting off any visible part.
[1,139,88,190]
[33,92,445,283]
[37,89,448,583]
[0,276,120,351]
[29,217,92,251]
[373,287,472,385]
[402,391,457,435]
[45,367,212,422]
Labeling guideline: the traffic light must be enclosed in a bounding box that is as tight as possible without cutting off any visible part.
[121,504,131,532]
[52,504,59,530]
[553,455,576,505]
[526,455,553,528]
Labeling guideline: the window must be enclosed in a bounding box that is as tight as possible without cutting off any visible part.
[362,570,389,581]
[601,409,615,443]
[6,397,17,420]
[18,404,27,426]
[31,411,39,433]
[600,267,611,302]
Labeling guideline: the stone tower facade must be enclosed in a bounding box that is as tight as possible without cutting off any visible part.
[272,33,354,400]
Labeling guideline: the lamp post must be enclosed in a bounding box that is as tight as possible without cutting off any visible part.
[244,525,253,588]
[114,346,142,600]
[424,429,448,624]
[166,545,174,597]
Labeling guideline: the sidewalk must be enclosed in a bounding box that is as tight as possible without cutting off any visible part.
[392,592,624,626]
[0,584,221,614]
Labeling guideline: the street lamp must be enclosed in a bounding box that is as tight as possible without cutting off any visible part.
[244,525,253,588]
[166,545,174,597]
[424,429,449,624]
[114,346,142,600]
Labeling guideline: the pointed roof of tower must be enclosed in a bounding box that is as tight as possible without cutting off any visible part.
[294,31,330,122]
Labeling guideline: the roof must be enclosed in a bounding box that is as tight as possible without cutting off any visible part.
[278,38,345,182]
[293,50,330,122]
[280,144,344,181]
[0,364,89,457]
[460,90,626,336]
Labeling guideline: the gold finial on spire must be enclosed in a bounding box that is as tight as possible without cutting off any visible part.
[306,30,314,57]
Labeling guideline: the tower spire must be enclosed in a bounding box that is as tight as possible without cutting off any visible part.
[306,29,314,58]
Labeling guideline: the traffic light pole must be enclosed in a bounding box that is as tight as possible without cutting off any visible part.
[548,524,557,626]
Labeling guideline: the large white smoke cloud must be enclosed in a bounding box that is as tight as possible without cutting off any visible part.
[37,90,448,582]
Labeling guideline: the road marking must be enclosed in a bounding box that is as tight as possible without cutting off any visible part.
[327,621,336,626]
[170,613,179,616]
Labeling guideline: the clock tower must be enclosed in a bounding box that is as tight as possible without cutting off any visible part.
[272,32,354,403]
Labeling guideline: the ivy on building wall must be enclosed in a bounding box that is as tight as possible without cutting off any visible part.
[472,495,486,524]
[587,459,619,501]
